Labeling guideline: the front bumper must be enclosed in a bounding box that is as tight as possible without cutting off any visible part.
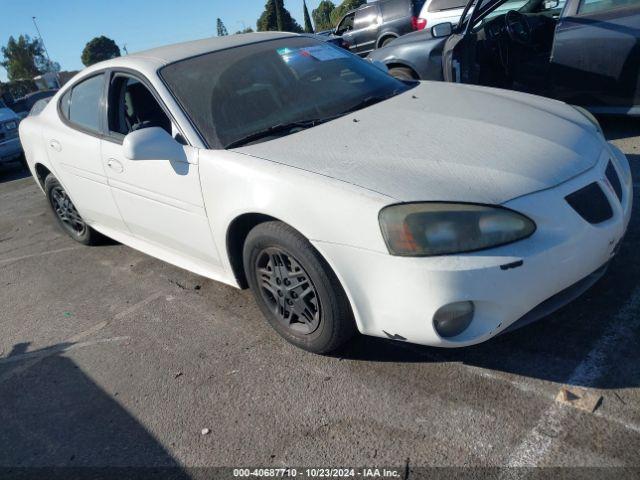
[0,137,23,164]
[313,143,633,347]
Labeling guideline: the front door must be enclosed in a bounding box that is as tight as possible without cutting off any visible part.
[335,11,359,54]
[100,71,221,267]
[552,0,640,111]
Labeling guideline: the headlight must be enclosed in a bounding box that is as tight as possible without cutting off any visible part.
[572,105,603,137]
[379,203,536,256]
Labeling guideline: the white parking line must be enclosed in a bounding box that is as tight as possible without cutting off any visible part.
[0,246,83,265]
[505,285,640,467]
[114,292,166,320]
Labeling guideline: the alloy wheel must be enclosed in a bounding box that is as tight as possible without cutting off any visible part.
[255,247,321,335]
[50,186,87,236]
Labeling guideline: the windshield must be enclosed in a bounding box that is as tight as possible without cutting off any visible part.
[160,37,412,149]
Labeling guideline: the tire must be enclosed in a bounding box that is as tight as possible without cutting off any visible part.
[243,221,356,354]
[380,37,396,48]
[388,66,418,81]
[44,174,103,245]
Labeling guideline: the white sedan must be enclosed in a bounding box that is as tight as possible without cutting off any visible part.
[19,32,632,353]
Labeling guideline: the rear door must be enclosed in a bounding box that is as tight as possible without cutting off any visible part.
[551,0,640,111]
[352,5,382,54]
[46,73,127,232]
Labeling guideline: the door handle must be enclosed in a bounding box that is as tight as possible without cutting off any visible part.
[49,139,62,152]
[107,158,124,174]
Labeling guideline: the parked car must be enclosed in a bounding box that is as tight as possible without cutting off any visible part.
[20,33,632,353]
[417,0,526,29]
[370,0,640,114]
[333,0,427,56]
[0,99,24,167]
[11,90,58,121]
[418,0,468,28]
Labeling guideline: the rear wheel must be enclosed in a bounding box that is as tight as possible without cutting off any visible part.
[380,37,396,48]
[44,175,103,245]
[243,221,356,354]
[388,66,419,81]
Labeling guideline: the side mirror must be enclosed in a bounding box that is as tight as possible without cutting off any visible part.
[371,60,389,73]
[431,22,453,38]
[123,127,186,162]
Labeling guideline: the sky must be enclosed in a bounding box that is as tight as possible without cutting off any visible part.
[0,0,325,82]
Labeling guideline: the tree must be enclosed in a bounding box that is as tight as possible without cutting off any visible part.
[217,18,229,36]
[257,0,303,33]
[330,0,366,27]
[81,36,121,67]
[0,35,56,81]
[312,0,336,31]
[234,27,255,34]
[303,0,314,33]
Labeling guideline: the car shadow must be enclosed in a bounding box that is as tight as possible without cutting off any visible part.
[334,149,640,391]
[601,116,640,140]
[0,161,30,184]
[0,341,189,476]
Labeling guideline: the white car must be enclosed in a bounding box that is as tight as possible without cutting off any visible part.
[19,33,632,353]
[417,0,528,29]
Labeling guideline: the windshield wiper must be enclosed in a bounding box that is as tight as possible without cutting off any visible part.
[339,90,402,116]
[225,119,324,149]
[225,90,402,149]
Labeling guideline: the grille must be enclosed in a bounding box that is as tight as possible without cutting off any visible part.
[566,182,613,224]
[606,161,623,202]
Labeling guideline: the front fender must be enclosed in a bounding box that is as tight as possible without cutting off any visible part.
[368,35,447,81]
[198,149,394,282]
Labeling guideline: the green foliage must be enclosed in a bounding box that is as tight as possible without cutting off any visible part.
[0,35,57,81]
[234,27,255,34]
[81,36,121,67]
[217,18,229,36]
[0,79,37,100]
[330,0,366,27]
[257,0,303,32]
[312,0,336,31]
[303,0,314,33]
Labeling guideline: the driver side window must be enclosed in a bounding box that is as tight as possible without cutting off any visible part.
[107,74,172,139]
[336,12,356,35]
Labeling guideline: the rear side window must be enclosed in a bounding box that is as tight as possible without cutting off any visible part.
[61,74,104,133]
[579,0,636,13]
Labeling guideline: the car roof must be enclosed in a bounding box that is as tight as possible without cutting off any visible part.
[126,32,298,65]
[70,32,306,85]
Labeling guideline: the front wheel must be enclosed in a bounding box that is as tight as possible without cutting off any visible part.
[44,175,103,245]
[243,222,356,354]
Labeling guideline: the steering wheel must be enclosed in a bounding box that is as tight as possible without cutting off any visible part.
[505,10,532,46]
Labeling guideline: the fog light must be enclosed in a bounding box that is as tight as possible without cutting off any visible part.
[433,301,474,338]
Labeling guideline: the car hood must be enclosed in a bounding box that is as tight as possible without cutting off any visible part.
[0,108,18,122]
[234,82,603,204]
